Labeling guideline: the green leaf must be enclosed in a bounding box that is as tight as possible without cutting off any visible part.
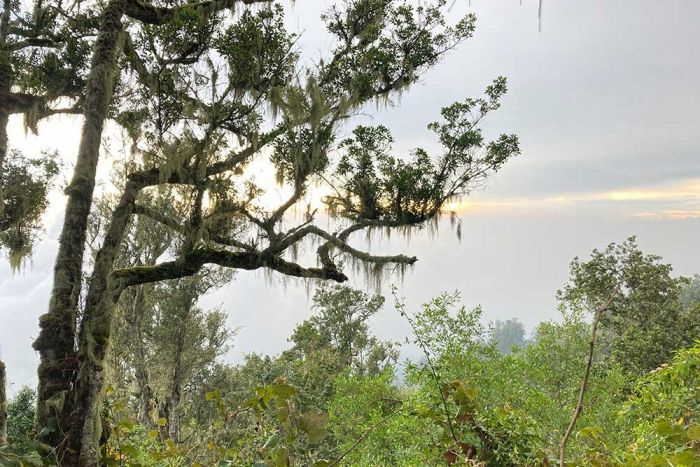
[299,411,328,444]
[272,447,289,467]
[117,419,135,432]
[686,424,700,441]
[647,454,670,466]
[120,444,140,458]
[669,450,698,466]
[262,433,281,451]
[653,420,683,441]
[22,452,44,466]
[270,382,296,401]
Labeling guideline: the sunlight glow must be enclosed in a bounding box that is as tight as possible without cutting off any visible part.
[444,178,700,219]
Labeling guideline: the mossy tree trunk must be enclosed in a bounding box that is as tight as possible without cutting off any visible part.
[1,0,12,202]
[129,285,154,427]
[32,0,127,460]
[73,181,139,465]
[0,359,7,446]
[167,333,186,443]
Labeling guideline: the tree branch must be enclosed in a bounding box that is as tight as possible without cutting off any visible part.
[112,248,348,290]
[133,204,253,251]
[559,291,617,467]
[269,224,417,268]
[124,0,268,25]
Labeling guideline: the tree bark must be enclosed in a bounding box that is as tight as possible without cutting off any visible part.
[0,70,9,177]
[0,358,7,446]
[74,181,139,465]
[0,0,12,208]
[32,0,127,459]
[167,334,185,444]
[129,285,154,427]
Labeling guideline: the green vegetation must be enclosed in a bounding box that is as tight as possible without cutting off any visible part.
[2,241,699,466]
[0,0,697,465]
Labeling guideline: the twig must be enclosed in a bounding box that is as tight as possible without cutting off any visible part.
[328,406,402,467]
[558,292,615,466]
[391,287,459,446]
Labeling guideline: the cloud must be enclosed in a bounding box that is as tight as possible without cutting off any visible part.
[633,210,700,220]
[444,178,700,219]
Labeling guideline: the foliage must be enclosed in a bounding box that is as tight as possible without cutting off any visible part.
[0,151,59,269]
[6,387,36,453]
[490,318,526,354]
[559,237,700,375]
[680,275,700,309]
[617,342,700,465]
[0,387,48,467]
[580,342,700,466]
[285,285,396,378]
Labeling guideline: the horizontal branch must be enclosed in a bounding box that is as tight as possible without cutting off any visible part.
[124,0,268,25]
[112,248,348,290]
[6,37,59,51]
[6,91,80,116]
[271,224,417,268]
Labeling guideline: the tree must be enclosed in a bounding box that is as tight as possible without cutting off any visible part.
[31,0,519,461]
[6,386,36,453]
[490,318,526,354]
[580,342,700,466]
[337,293,627,465]
[99,197,233,442]
[680,274,700,309]
[0,358,6,446]
[30,0,270,460]
[100,196,172,428]
[0,151,58,267]
[0,0,92,263]
[287,286,395,376]
[555,238,700,465]
[560,238,699,375]
[277,285,397,414]
[148,275,232,443]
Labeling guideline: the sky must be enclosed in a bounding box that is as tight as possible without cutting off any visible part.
[1,0,700,395]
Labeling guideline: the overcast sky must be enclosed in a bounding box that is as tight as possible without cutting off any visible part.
[1,0,699,395]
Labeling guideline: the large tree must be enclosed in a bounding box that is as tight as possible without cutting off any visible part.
[29,0,268,462]
[31,0,519,463]
[280,285,397,412]
[559,238,700,375]
[0,358,6,445]
[0,0,93,263]
[490,318,526,354]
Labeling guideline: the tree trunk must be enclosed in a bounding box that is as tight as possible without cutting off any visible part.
[0,358,7,446]
[0,0,11,214]
[168,333,185,444]
[74,181,139,465]
[0,75,8,175]
[559,306,604,467]
[32,0,127,460]
[129,285,154,427]
[0,102,8,221]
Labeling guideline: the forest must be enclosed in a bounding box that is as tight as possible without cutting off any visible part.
[0,0,699,465]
